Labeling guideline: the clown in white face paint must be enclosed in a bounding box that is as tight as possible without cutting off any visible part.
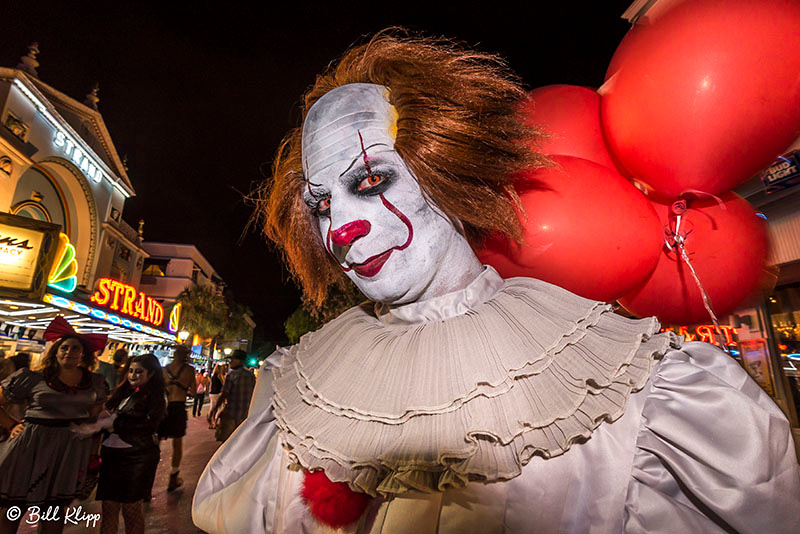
[302,83,483,304]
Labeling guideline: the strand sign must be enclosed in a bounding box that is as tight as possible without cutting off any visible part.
[90,278,164,327]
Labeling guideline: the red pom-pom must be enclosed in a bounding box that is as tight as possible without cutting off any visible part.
[301,470,370,528]
[87,455,102,473]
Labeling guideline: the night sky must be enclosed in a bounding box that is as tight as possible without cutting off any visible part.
[1,1,633,342]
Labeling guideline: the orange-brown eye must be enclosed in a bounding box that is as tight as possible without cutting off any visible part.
[358,174,384,191]
[317,198,331,213]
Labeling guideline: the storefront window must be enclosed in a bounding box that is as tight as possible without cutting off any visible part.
[768,283,800,425]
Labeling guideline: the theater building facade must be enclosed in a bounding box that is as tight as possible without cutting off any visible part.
[0,45,176,360]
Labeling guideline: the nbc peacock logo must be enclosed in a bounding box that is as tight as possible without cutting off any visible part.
[47,233,78,293]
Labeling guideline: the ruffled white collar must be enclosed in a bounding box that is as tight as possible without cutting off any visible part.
[272,274,680,497]
[374,266,504,325]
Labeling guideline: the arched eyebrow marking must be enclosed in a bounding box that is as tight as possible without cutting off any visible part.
[305,179,320,200]
[337,135,388,178]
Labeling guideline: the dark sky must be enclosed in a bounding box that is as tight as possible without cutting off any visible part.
[1,1,633,342]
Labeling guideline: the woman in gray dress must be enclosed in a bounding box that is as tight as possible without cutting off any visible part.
[0,316,107,534]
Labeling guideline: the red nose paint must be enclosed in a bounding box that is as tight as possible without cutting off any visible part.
[329,219,371,246]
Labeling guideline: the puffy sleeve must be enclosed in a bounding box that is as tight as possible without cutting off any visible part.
[1,368,41,403]
[624,341,800,533]
[193,349,306,533]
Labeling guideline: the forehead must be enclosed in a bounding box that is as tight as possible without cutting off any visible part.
[302,83,398,181]
[60,338,81,346]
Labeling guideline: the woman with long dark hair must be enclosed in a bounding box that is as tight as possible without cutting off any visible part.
[84,353,166,534]
[0,317,107,534]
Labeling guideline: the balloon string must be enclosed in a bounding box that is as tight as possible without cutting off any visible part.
[679,189,727,210]
[665,221,730,353]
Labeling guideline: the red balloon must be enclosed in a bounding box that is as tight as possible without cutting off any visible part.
[476,155,662,302]
[521,86,620,171]
[601,0,800,198]
[605,0,692,81]
[618,193,768,324]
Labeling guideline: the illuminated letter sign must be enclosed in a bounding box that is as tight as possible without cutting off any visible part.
[90,278,164,327]
[53,131,106,184]
[661,324,738,346]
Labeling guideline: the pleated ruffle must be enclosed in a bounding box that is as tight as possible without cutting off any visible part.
[272,277,681,497]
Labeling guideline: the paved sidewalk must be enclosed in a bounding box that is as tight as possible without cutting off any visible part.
[18,403,221,533]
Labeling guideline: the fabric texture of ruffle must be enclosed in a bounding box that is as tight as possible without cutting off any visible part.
[272,274,681,497]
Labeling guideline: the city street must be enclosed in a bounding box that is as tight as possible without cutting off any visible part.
[17,403,220,534]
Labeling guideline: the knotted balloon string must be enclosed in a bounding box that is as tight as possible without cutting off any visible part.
[679,189,727,210]
[664,199,729,351]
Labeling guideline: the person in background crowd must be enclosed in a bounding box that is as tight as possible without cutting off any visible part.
[209,350,254,443]
[4,354,31,423]
[193,369,210,417]
[9,353,30,372]
[97,349,128,392]
[158,345,194,492]
[97,354,116,392]
[73,353,166,534]
[112,349,129,388]
[0,351,14,383]
[207,364,225,430]
[0,316,107,534]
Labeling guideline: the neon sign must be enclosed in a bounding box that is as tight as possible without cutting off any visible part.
[660,324,738,346]
[90,278,164,327]
[47,233,77,293]
[168,303,181,333]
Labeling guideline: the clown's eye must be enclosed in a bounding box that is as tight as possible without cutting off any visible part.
[357,174,385,192]
[314,197,331,217]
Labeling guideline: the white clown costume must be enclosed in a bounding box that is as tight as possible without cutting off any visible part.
[193,37,800,533]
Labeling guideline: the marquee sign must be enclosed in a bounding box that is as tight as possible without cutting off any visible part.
[43,293,176,342]
[0,212,59,299]
[90,278,165,327]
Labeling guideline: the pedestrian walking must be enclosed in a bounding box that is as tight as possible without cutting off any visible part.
[209,350,254,443]
[206,364,224,429]
[158,346,194,492]
[192,369,209,417]
[0,316,107,534]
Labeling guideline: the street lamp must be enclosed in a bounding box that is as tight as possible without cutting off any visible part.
[223,347,232,356]
[178,330,190,342]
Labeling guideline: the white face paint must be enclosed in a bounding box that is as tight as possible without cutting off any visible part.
[302,83,482,305]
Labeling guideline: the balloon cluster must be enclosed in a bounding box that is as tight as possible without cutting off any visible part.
[478,0,800,325]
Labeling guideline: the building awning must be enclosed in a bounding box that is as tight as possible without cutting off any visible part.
[0,293,177,344]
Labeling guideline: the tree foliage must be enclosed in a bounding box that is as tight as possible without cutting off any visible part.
[177,285,251,341]
[284,283,364,343]
[284,306,321,344]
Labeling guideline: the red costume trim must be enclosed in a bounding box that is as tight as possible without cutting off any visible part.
[301,470,370,528]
